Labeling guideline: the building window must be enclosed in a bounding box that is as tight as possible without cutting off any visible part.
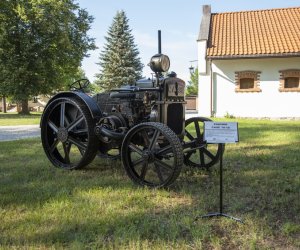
[240,78,254,89]
[235,71,261,92]
[279,70,300,92]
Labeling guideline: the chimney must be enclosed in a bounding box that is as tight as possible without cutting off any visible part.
[197,5,211,75]
[197,5,211,41]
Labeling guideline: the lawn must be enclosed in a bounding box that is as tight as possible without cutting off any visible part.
[0,112,42,126]
[0,119,299,249]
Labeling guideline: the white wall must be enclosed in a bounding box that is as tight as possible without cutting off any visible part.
[197,40,211,117]
[197,40,207,74]
[198,57,300,118]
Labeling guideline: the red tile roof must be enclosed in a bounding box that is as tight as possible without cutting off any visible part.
[207,7,300,58]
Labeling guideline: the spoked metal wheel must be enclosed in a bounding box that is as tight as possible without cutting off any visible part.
[183,117,224,169]
[41,97,98,169]
[121,122,183,188]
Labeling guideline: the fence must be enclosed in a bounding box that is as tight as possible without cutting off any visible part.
[186,95,198,110]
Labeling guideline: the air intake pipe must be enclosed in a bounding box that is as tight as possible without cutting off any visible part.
[94,125,126,141]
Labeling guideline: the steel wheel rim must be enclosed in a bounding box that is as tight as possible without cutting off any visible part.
[122,124,179,187]
[184,117,222,169]
[43,99,90,169]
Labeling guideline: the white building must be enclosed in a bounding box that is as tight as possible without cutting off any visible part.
[197,6,300,118]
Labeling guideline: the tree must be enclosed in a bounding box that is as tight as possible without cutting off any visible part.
[0,0,96,114]
[186,67,198,96]
[95,10,143,90]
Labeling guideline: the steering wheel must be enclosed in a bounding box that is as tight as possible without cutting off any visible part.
[70,79,90,91]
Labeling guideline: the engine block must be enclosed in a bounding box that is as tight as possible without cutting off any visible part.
[92,74,186,138]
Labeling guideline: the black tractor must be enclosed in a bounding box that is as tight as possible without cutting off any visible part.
[40,53,223,187]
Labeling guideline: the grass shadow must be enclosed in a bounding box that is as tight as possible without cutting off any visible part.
[0,119,300,248]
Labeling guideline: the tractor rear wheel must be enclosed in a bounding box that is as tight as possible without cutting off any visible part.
[183,117,224,169]
[41,97,98,170]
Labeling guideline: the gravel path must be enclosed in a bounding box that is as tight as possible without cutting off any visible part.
[0,125,40,141]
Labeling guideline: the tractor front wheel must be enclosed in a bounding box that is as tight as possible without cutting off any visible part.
[121,122,183,188]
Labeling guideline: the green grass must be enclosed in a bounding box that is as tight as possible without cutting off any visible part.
[0,112,42,126]
[0,119,299,249]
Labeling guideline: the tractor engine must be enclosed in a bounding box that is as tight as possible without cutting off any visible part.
[92,54,186,154]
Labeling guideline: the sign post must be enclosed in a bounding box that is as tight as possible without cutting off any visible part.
[196,122,243,223]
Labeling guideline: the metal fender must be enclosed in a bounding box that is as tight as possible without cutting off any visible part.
[40,91,102,127]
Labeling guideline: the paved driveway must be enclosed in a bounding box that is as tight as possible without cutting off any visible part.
[0,125,40,141]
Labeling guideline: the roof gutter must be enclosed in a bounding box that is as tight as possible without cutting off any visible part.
[207,52,300,60]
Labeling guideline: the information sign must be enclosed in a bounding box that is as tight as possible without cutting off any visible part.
[204,122,239,144]
[197,121,243,223]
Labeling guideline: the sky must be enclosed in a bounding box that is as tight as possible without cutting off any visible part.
[76,0,299,83]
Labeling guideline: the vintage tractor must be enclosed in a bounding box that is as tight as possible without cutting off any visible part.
[40,54,223,187]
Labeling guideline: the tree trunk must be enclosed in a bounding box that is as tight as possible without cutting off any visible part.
[19,99,30,115]
[2,96,7,113]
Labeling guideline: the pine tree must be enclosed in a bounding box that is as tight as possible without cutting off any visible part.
[96,10,143,90]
